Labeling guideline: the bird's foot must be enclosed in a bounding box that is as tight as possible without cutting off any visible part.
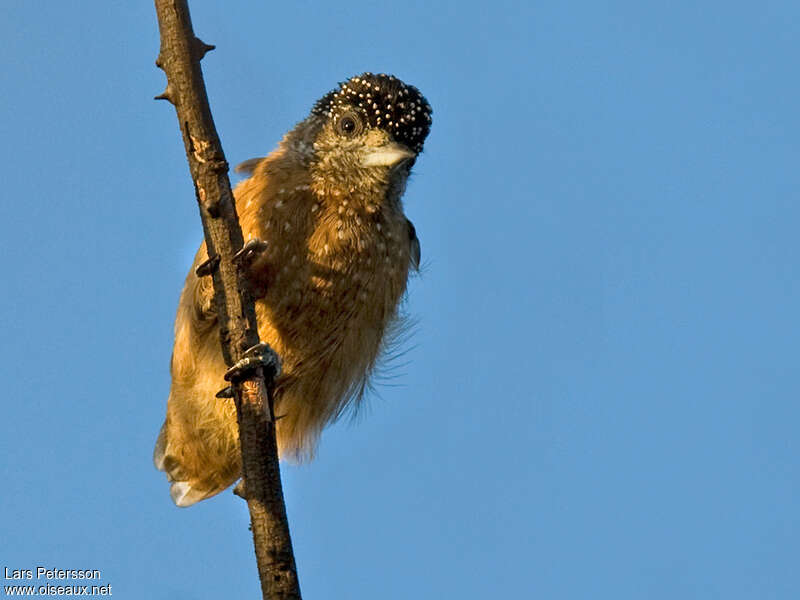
[233,238,269,267]
[195,254,220,277]
[224,342,282,382]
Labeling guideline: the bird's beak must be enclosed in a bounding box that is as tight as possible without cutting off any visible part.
[361,142,416,168]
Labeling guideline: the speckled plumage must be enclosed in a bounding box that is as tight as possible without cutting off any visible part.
[154,74,432,506]
[312,73,432,153]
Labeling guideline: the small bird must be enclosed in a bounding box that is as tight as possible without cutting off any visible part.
[154,73,432,507]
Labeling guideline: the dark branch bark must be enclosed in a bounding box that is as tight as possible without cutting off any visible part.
[153,2,301,598]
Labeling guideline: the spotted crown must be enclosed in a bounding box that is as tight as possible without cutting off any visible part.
[312,73,432,154]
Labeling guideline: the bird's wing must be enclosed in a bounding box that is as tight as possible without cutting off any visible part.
[407,218,421,271]
[234,157,266,176]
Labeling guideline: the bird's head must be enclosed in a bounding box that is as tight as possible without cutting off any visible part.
[297,73,432,199]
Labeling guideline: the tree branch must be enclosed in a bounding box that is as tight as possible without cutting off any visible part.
[153,1,301,597]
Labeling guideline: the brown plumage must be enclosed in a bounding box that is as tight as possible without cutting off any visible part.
[154,73,432,506]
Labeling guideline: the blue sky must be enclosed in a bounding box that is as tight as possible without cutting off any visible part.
[2,1,798,598]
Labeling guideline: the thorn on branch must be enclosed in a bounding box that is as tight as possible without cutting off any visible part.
[233,479,246,499]
[155,54,164,70]
[154,84,176,104]
[195,254,220,277]
[193,37,216,61]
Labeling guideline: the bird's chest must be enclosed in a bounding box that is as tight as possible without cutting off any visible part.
[260,202,410,357]
[315,220,409,310]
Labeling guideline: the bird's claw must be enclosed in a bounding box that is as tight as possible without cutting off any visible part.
[233,238,269,267]
[224,342,282,382]
[195,254,220,277]
[215,385,234,399]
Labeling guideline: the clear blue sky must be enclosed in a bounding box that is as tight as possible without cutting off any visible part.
[2,1,798,598]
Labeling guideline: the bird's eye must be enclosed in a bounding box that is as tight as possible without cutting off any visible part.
[336,112,362,136]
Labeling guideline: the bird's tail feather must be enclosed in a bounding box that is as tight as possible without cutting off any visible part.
[153,421,231,507]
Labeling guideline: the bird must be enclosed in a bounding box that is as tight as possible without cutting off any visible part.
[154,73,432,507]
